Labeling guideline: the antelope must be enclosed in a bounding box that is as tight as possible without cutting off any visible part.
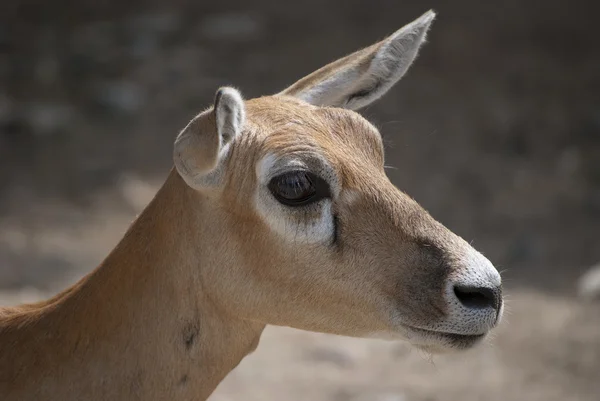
[0,10,503,401]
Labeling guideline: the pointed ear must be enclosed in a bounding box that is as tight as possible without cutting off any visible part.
[173,87,245,190]
[278,10,436,110]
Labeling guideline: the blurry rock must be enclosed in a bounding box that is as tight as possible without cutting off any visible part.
[577,263,600,300]
[128,33,159,60]
[34,55,60,85]
[73,20,118,54]
[26,102,74,136]
[129,12,180,34]
[200,13,264,42]
[557,147,581,178]
[94,81,144,114]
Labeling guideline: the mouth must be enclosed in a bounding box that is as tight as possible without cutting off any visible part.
[402,325,488,352]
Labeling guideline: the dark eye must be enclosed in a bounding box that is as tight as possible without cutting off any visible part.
[268,171,330,207]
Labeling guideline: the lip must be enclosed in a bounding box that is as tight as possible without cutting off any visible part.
[403,325,488,351]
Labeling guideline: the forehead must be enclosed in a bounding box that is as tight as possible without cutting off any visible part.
[244,96,385,182]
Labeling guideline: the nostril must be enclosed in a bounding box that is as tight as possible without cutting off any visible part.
[453,285,501,310]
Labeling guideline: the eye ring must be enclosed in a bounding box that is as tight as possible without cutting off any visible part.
[268,171,330,207]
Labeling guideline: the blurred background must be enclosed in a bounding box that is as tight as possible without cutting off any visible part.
[1,0,600,400]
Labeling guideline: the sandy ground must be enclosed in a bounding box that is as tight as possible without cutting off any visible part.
[1,177,599,401]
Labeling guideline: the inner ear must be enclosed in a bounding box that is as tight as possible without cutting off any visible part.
[215,87,245,144]
[278,10,436,110]
[173,87,246,190]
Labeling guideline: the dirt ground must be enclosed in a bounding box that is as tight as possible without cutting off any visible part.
[1,0,600,400]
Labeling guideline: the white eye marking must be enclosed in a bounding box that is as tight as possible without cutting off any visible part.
[256,153,276,183]
[257,198,334,244]
[255,152,336,245]
[256,153,308,185]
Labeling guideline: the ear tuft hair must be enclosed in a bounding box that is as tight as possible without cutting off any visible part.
[214,87,245,144]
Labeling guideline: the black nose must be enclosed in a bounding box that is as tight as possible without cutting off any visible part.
[453,285,502,311]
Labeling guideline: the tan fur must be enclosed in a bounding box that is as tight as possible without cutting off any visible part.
[0,11,502,401]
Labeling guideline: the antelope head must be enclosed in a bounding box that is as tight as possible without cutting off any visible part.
[173,10,502,354]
